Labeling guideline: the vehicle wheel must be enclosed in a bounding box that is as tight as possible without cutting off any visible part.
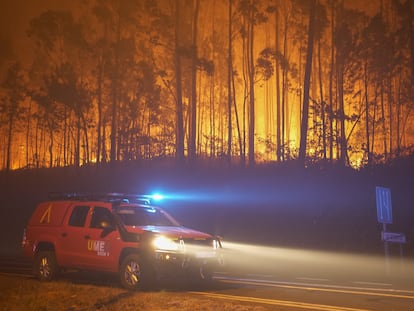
[33,251,59,281]
[119,254,154,290]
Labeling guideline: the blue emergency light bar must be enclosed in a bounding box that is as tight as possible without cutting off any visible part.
[150,193,164,201]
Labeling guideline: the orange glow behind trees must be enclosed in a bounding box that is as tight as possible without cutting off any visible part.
[0,0,413,170]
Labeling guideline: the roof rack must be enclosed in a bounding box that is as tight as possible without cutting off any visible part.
[48,192,151,204]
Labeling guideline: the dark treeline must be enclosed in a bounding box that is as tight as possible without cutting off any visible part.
[1,153,414,256]
[0,0,413,171]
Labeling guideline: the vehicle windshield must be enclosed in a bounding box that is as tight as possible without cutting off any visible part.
[116,206,180,227]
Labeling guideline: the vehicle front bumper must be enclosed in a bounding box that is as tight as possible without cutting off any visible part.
[151,249,223,278]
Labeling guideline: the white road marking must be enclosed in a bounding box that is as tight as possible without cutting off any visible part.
[246,273,274,278]
[297,277,329,282]
[191,291,371,311]
[352,281,392,287]
[215,275,414,299]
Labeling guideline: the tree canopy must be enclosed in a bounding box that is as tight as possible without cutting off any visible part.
[0,0,413,170]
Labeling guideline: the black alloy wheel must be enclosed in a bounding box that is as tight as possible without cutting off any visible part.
[33,251,59,281]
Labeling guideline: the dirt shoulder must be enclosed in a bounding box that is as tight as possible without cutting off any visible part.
[0,274,277,311]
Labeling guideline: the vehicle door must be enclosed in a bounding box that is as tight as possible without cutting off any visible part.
[82,206,122,272]
[57,204,91,268]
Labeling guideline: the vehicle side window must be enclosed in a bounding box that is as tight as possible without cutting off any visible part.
[68,206,90,227]
[90,206,114,229]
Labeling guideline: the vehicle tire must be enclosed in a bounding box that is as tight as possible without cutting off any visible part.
[119,254,154,290]
[33,251,59,281]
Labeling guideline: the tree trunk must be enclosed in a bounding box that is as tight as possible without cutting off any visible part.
[75,114,81,167]
[329,0,335,161]
[275,2,281,162]
[248,2,255,166]
[48,121,54,168]
[175,0,185,163]
[6,113,14,171]
[364,61,372,165]
[82,114,90,164]
[380,83,387,160]
[189,0,200,160]
[231,62,243,164]
[387,76,393,159]
[227,0,233,165]
[396,72,402,156]
[96,56,104,163]
[317,37,327,160]
[337,62,347,165]
[299,0,317,163]
[110,22,120,164]
[25,100,32,167]
[282,15,289,161]
[371,86,378,157]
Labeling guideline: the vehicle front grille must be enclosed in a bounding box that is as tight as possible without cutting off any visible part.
[180,238,214,248]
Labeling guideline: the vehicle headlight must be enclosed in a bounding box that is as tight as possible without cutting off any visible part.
[213,239,219,250]
[153,236,179,251]
[213,237,222,250]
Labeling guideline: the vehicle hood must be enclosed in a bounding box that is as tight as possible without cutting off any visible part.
[125,225,212,239]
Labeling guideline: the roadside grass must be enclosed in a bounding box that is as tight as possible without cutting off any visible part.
[0,275,274,311]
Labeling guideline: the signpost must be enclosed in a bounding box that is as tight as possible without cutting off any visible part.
[381,231,406,244]
[375,186,406,273]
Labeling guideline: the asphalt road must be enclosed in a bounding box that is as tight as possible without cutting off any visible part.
[213,242,414,310]
[209,273,414,311]
[1,251,413,311]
